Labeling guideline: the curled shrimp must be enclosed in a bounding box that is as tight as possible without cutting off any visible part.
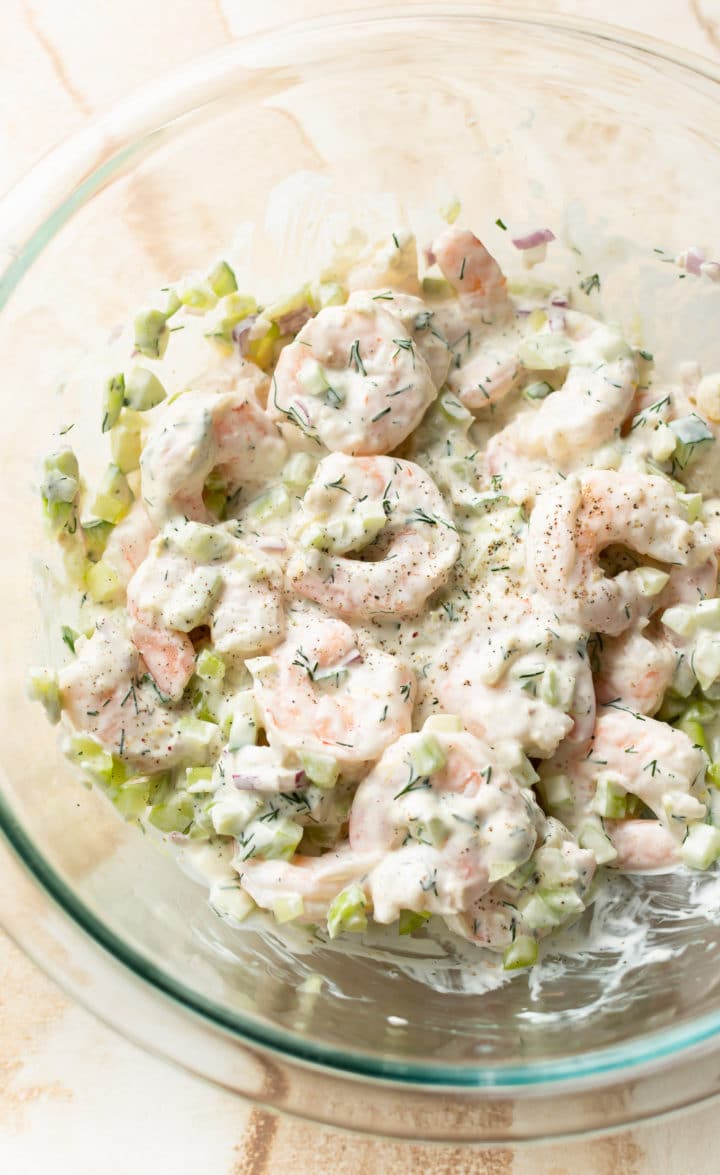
[538,708,706,853]
[247,612,415,774]
[432,226,510,315]
[237,846,381,923]
[529,470,713,635]
[349,729,541,924]
[58,617,222,771]
[269,302,437,455]
[432,600,595,759]
[140,377,286,527]
[594,626,676,717]
[286,453,460,618]
[602,819,680,872]
[486,316,638,502]
[346,289,451,390]
[445,817,596,950]
[102,499,157,588]
[127,520,285,700]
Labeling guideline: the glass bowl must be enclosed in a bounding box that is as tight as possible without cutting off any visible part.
[3,5,720,1143]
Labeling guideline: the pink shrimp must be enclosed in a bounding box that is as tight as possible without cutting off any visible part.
[102,499,157,587]
[594,627,676,717]
[432,226,510,313]
[237,847,381,923]
[603,819,680,872]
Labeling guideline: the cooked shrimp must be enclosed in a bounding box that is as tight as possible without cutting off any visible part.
[237,846,381,923]
[349,729,541,923]
[140,379,286,527]
[247,612,415,774]
[529,470,713,635]
[448,349,524,412]
[594,627,676,717]
[347,289,451,390]
[128,520,285,700]
[445,816,596,950]
[486,320,637,502]
[432,603,594,759]
[538,708,706,836]
[102,499,157,587]
[432,226,510,315]
[269,303,437,455]
[603,819,680,873]
[59,616,221,771]
[286,453,460,618]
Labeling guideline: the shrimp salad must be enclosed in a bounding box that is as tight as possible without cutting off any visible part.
[30,224,720,973]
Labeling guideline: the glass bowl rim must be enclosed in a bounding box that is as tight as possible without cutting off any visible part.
[3,2,720,1094]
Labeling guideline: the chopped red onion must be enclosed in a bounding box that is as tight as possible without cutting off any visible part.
[232,314,258,354]
[233,768,306,793]
[548,307,566,333]
[550,291,569,307]
[512,228,556,251]
[288,399,312,428]
[701,261,720,282]
[424,245,437,267]
[680,246,705,275]
[276,306,313,336]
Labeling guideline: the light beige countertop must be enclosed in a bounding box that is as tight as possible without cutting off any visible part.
[2,2,720,1171]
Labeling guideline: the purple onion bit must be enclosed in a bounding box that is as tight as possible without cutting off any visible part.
[232,314,258,355]
[232,768,307,793]
[512,228,556,251]
[275,306,313,336]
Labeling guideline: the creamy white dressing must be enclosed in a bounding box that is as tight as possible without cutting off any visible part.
[34,222,720,973]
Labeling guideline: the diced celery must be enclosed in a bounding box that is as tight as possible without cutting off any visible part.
[655,690,687,723]
[209,292,258,346]
[423,714,463,734]
[124,367,166,411]
[650,424,678,463]
[202,470,228,519]
[91,465,133,524]
[272,893,305,924]
[113,776,152,820]
[409,734,446,777]
[41,449,80,534]
[207,260,238,298]
[196,647,226,681]
[185,766,215,793]
[707,762,720,789]
[175,521,232,564]
[260,816,304,861]
[209,883,255,923]
[539,664,574,710]
[111,415,143,474]
[592,777,628,819]
[662,604,699,636]
[264,285,315,326]
[518,892,558,931]
[398,910,431,935]
[439,196,461,224]
[678,491,703,523]
[539,773,573,809]
[177,715,219,759]
[635,567,670,597]
[503,936,538,970]
[314,282,345,308]
[282,452,317,490]
[227,691,258,751]
[681,823,720,870]
[246,484,290,522]
[327,883,368,939]
[81,519,113,563]
[148,791,195,833]
[540,888,586,920]
[669,414,714,470]
[693,633,720,692]
[578,821,618,865]
[488,861,518,884]
[421,275,454,299]
[179,279,218,313]
[85,559,123,604]
[246,320,280,370]
[298,359,330,397]
[528,309,548,332]
[299,751,339,789]
[517,332,572,371]
[27,667,61,724]
[438,392,473,425]
[134,307,170,359]
[211,790,263,837]
[675,714,708,753]
[101,374,125,433]
[65,732,127,788]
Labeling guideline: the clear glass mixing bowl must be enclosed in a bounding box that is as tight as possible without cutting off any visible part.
[3,6,720,1143]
